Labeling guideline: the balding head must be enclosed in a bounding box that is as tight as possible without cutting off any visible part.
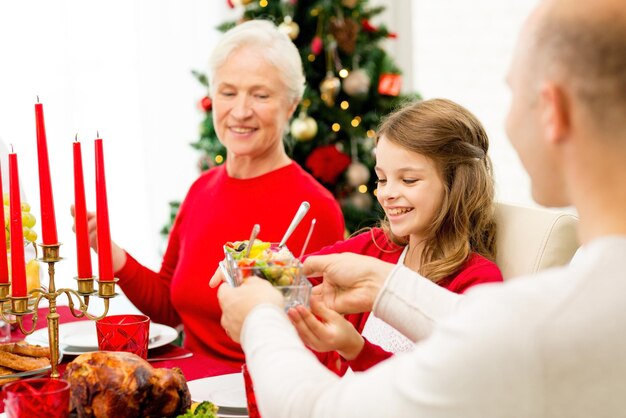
[528,0,626,132]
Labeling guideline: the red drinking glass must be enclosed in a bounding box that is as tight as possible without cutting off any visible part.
[3,378,70,418]
[96,314,150,359]
[242,364,261,418]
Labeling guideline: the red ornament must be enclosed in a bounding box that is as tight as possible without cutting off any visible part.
[305,145,351,185]
[361,19,377,33]
[200,96,212,112]
[226,0,235,8]
[378,73,402,96]
[387,32,398,39]
[311,36,323,55]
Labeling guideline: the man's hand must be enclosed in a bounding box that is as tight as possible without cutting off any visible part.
[303,253,394,314]
[217,277,283,343]
[209,265,225,288]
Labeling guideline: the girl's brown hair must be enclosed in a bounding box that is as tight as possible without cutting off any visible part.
[377,98,497,282]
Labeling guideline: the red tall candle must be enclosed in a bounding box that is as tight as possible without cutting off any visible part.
[73,140,92,278]
[0,163,9,283]
[94,138,113,281]
[8,153,27,297]
[35,101,58,244]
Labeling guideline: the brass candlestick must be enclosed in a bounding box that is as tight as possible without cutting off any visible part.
[0,243,117,378]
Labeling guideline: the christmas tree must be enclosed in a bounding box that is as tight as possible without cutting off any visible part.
[164,0,420,236]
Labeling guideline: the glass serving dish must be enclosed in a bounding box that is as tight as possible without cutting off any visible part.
[220,241,312,309]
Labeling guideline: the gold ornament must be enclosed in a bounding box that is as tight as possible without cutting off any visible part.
[320,72,341,107]
[342,69,371,97]
[290,110,318,141]
[278,16,300,40]
[347,191,373,210]
[346,161,371,186]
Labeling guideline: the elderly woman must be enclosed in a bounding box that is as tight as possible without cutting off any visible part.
[77,20,344,370]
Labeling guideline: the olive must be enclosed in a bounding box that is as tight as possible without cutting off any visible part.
[277,274,293,286]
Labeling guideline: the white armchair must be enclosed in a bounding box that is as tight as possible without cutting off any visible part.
[494,202,580,280]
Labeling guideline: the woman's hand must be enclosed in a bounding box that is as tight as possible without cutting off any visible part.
[217,276,283,343]
[287,288,364,360]
[70,205,127,273]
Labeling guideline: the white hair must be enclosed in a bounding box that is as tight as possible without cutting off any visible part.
[208,19,305,104]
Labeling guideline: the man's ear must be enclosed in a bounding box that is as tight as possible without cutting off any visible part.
[539,83,570,144]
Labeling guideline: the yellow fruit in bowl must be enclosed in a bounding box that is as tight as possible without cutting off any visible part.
[25,259,40,292]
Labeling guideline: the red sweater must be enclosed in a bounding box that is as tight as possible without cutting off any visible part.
[307,228,503,373]
[116,162,345,369]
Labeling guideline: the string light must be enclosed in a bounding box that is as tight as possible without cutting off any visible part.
[340,101,349,110]
[308,54,315,62]
[215,155,224,164]
[339,69,349,78]
[259,0,268,7]
[358,185,368,193]
[351,117,361,127]
[367,129,376,138]
[331,123,341,132]
[373,189,378,197]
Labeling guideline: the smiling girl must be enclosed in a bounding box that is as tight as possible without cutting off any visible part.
[290,98,503,373]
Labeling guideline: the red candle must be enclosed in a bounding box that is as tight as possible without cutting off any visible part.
[0,163,9,283]
[94,138,113,281]
[73,140,92,278]
[35,101,58,245]
[8,153,27,297]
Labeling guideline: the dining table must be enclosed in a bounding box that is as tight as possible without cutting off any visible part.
[0,305,242,414]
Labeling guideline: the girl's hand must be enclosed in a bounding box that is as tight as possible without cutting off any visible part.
[287,289,364,360]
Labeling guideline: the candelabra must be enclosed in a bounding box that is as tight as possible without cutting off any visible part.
[0,243,117,378]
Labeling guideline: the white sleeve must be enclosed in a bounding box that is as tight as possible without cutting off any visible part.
[241,289,538,418]
[241,304,414,418]
[373,264,463,341]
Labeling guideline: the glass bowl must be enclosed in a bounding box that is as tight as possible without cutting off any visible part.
[220,243,311,309]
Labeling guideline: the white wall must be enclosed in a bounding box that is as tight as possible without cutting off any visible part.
[410,0,538,207]
[0,1,234,313]
[377,0,541,208]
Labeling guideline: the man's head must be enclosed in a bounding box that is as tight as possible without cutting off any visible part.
[506,0,626,207]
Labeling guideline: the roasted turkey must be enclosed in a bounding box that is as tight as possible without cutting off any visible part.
[64,351,191,418]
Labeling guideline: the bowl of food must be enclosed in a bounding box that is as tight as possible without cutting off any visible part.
[221,240,312,309]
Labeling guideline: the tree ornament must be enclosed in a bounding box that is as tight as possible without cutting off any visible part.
[329,17,359,55]
[341,0,358,8]
[361,19,377,33]
[347,191,373,210]
[311,36,323,55]
[342,69,371,97]
[279,16,300,40]
[290,110,318,141]
[200,96,212,112]
[320,72,341,107]
[378,73,402,96]
[346,161,371,186]
[305,145,351,185]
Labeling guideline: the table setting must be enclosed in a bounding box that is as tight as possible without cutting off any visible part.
[0,100,315,417]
